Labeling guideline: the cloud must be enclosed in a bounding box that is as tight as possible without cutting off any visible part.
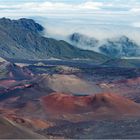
[0,1,105,18]
[0,1,103,12]
[77,2,103,10]
[132,22,140,27]
[25,1,103,11]
[130,8,140,12]
[0,0,140,44]
[0,0,139,18]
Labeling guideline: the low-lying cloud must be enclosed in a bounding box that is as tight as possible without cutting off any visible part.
[0,0,140,44]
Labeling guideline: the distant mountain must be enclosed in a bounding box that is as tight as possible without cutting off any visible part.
[69,33,98,48]
[69,33,140,58]
[99,36,140,58]
[0,18,108,62]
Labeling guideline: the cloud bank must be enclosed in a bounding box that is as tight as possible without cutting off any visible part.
[0,0,140,43]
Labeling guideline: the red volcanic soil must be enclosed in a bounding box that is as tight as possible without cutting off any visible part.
[41,92,140,117]
[5,114,53,130]
[0,80,16,87]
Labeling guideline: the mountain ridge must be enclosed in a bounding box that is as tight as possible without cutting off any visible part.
[0,18,108,63]
[69,33,140,58]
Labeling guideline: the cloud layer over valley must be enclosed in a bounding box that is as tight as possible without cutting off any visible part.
[0,0,140,44]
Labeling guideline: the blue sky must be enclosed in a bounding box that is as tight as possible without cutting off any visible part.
[0,0,140,42]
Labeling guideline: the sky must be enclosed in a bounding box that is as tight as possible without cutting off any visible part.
[0,0,140,42]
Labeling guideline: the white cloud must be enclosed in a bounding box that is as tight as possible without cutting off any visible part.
[0,0,140,44]
[130,8,140,12]
[0,0,139,17]
[77,2,103,10]
[0,1,105,18]
[18,1,103,11]
[132,22,140,27]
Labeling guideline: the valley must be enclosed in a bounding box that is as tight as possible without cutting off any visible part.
[0,18,140,139]
[0,57,140,138]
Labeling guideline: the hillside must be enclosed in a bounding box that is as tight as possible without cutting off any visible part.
[69,33,140,58]
[41,92,140,118]
[0,117,45,139]
[0,18,108,62]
